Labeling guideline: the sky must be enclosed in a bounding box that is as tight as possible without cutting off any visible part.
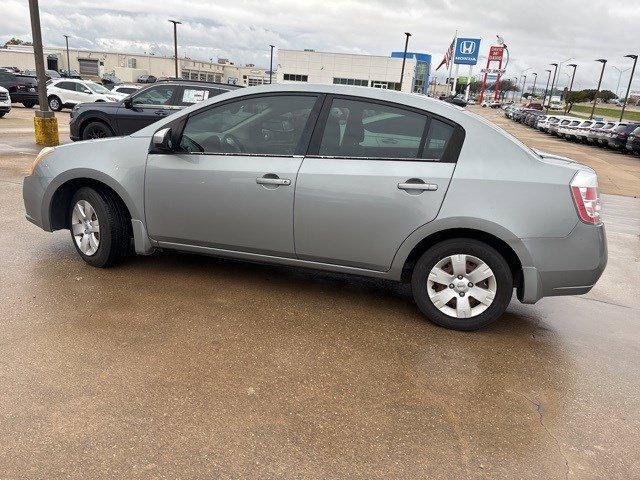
[2,0,640,95]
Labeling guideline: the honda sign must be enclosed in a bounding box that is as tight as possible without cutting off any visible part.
[454,38,481,65]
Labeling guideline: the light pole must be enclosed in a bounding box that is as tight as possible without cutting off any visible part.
[590,59,607,119]
[612,66,631,98]
[399,32,412,92]
[63,34,71,75]
[168,19,181,78]
[542,69,552,110]
[269,45,275,84]
[530,72,538,100]
[547,63,558,112]
[519,75,527,102]
[620,54,638,121]
[564,63,577,114]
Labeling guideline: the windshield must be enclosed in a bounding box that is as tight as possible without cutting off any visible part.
[87,83,110,94]
[602,122,615,130]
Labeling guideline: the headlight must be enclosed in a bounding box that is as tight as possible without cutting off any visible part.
[28,147,55,176]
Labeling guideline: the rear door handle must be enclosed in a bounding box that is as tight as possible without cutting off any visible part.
[256,175,291,186]
[398,181,438,191]
[154,110,168,116]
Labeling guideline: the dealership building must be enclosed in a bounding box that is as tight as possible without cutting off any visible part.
[276,49,431,93]
[0,45,269,86]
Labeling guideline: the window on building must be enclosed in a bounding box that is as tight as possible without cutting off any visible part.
[371,81,401,90]
[333,78,369,87]
[127,58,137,69]
[283,74,308,82]
[247,78,264,86]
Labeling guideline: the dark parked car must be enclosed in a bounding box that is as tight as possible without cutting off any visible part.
[626,126,640,154]
[69,80,242,140]
[60,69,82,79]
[101,73,122,88]
[443,95,467,107]
[607,122,640,150]
[137,74,157,84]
[0,71,39,107]
[23,69,61,80]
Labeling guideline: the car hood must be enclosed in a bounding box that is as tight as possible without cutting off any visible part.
[74,101,122,112]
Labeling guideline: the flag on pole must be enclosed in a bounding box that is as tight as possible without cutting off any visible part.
[436,36,456,71]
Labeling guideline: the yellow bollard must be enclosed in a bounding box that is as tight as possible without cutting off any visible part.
[34,113,59,146]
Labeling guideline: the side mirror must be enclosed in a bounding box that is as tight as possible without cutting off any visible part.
[123,97,133,109]
[151,127,173,152]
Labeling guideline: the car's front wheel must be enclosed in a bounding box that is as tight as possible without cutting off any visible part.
[22,100,37,108]
[82,121,114,140]
[411,239,513,331]
[68,187,131,267]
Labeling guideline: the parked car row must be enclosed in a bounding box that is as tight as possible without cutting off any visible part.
[503,104,640,155]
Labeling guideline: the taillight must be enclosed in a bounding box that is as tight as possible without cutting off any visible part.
[570,170,602,225]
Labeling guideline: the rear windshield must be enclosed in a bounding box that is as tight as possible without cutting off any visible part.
[569,120,580,126]
[593,122,605,128]
[602,122,615,130]
[580,121,593,127]
[613,124,629,132]
[632,126,640,135]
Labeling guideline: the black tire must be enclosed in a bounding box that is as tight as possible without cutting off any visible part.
[0,112,5,118]
[48,95,62,111]
[68,187,131,268]
[411,239,513,331]
[22,101,37,108]
[82,121,114,140]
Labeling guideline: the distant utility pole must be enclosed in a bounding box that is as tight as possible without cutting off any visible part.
[519,75,527,102]
[399,32,412,92]
[269,44,275,84]
[547,62,558,112]
[168,19,181,78]
[28,0,58,146]
[590,59,607,119]
[530,72,538,99]
[620,54,638,121]
[63,34,70,74]
[542,69,551,108]
[564,64,577,114]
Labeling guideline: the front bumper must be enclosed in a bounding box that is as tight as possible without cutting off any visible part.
[0,105,10,113]
[23,174,50,231]
[518,221,607,303]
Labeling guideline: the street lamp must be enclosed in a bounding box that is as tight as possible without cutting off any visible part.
[620,54,638,121]
[168,19,182,78]
[612,66,631,98]
[542,69,552,110]
[269,45,275,84]
[547,63,558,112]
[520,75,527,102]
[590,59,607,119]
[399,32,412,92]
[530,72,538,100]
[564,63,577,114]
[63,34,71,76]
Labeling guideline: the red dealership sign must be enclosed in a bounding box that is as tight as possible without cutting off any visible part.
[488,46,504,62]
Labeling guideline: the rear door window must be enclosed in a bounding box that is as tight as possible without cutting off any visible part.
[317,98,459,161]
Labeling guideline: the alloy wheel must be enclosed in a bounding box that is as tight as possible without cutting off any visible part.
[71,200,100,256]
[426,254,497,318]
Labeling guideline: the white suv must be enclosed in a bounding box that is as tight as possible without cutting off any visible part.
[46,79,126,111]
[0,85,10,118]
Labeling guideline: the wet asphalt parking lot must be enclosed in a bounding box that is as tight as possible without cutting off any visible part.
[0,106,639,479]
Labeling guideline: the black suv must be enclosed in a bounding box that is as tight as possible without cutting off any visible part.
[69,80,242,141]
[0,71,39,107]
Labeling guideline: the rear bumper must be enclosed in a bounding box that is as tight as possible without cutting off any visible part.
[10,92,38,104]
[518,222,607,303]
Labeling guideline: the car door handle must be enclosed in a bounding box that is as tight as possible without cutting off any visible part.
[154,110,168,116]
[256,176,291,186]
[398,180,438,191]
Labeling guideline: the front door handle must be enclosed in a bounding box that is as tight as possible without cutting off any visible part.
[154,110,168,116]
[256,175,291,186]
[398,179,438,192]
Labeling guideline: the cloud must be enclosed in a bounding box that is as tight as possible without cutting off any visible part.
[2,0,639,93]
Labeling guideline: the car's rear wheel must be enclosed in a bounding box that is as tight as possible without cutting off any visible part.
[82,121,114,140]
[68,187,130,268]
[411,239,513,331]
[22,100,37,108]
[48,96,62,111]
